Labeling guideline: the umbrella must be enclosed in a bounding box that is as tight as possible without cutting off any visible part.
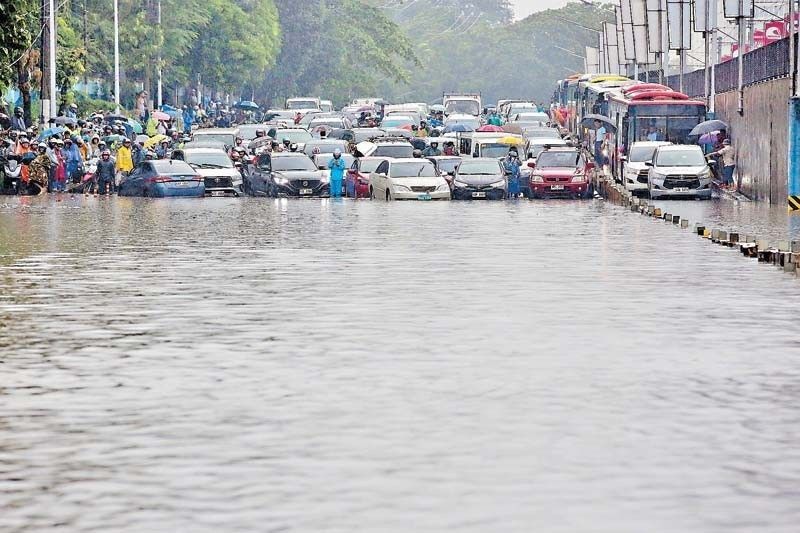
[501,124,523,134]
[20,152,37,164]
[103,134,127,144]
[581,114,616,131]
[689,119,728,136]
[355,105,373,113]
[104,114,128,124]
[160,104,179,117]
[698,131,719,144]
[126,120,143,134]
[234,100,259,111]
[498,136,525,146]
[477,124,504,132]
[144,134,168,149]
[37,127,66,140]
[53,116,77,126]
[152,111,171,121]
[443,124,473,133]
[399,124,413,131]
[135,134,150,144]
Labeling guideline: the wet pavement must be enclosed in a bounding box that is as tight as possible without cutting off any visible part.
[1,195,799,532]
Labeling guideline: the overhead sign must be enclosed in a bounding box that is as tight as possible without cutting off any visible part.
[666,0,692,51]
[723,0,754,19]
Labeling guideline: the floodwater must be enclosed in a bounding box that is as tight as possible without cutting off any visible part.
[1,195,799,533]
[650,194,800,242]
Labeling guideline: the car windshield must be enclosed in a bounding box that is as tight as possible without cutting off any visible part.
[374,145,414,158]
[628,145,660,163]
[382,117,413,128]
[524,128,560,139]
[277,131,312,143]
[655,149,706,167]
[434,159,461,173]
[184,152,233,168]
[271,156,317,171]
[445,100,480,116]
[353,129,385,142]
[237,125,262,140]
[537,151,580,168]
[287,100,318,110]
[151,160,196,174]
[310,120,344,129]
[390,162,437,178]
[192,133,233,145]
[480,144,511,159]
[446,118,481,130]
[459,161,501,175]
[314,154,355,168]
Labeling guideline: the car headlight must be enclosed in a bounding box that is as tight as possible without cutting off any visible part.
[453,180,469,188]
[489,180,506,188]
[699,169,711,179]
[274,177,289,185]
[531,175,543,183]
[571,174,586,183]
[436,183,450,191]
[393,184,410,192]
[650,172,666,181]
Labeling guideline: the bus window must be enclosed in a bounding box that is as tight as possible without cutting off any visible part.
[636,117,701,144]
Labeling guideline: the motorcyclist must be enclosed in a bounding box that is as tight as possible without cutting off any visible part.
[255,129,266,139]
[282,137,291,151]
[422,141,442,157]
[487,110,503,126]
[504,148,522,199]
[327,148,346,198]
[95,149,116,195]
[443,141,456,156]
[289,143,299,153]
[64,137,84,184]
[156,140,170,159]
[412,149,423,159]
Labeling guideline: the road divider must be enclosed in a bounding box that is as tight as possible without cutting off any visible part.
[593,171,799,279]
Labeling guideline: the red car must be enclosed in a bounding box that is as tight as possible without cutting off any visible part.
[346,156,386,198]
[528,147,594,199]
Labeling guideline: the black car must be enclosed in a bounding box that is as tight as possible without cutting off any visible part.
[451,158,507,200]
[243,152,329,197]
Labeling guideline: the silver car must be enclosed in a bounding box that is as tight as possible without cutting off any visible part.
[647,145,712,200]
[174,147,243,197]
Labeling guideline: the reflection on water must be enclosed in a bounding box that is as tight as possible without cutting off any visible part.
[1,196,799,532]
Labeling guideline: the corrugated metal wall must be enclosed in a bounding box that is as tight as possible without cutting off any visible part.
[714,79,790,204]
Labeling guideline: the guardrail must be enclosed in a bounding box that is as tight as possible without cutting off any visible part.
[637,36,794,98]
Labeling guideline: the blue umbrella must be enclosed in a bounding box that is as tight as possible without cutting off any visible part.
[234,100,259,110]
[443,124,473,133]
[160,104,179,117]
[37,127,66,140]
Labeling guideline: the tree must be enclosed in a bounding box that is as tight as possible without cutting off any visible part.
[0,0,40,123]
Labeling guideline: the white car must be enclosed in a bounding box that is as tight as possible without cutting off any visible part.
[173,147,242,196]
[647,145,713,200]
[369,158,451,201]
[621,141,671,194]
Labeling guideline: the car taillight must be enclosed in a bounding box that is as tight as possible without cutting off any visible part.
[145,175,172,183]
[193,175,203,181]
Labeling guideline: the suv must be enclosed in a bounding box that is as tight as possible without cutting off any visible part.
[621,141,671,195]
[356,137,415,159]
[647,145,712,200]
[529,146,593,199]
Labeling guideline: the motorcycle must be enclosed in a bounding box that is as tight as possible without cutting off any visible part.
[2,156,23,195]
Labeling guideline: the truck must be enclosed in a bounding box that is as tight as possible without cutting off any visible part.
[443,92,482,117]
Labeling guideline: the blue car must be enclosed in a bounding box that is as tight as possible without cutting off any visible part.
[118,160,204,198]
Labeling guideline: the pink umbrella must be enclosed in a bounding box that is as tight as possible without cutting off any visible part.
[477,125,504,132]
[152,111,170,121]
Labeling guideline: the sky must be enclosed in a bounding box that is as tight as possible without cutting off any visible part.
[510,0,571,20]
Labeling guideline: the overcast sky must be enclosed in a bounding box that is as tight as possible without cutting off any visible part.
[510,0,570,20]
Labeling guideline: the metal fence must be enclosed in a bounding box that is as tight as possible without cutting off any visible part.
[637,36,793,98]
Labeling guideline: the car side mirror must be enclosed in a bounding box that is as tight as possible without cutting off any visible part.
[527,162,536,169]
[644,161,653,167]
[619,155,627,162]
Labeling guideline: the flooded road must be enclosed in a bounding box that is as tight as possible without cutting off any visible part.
[1,196,799,532]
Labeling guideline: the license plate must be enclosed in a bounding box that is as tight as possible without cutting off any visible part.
[211,191,225,197]
[472,191,486,198]
[300,188,313,195]
[417,193,432,201]
[550,185,565,190]
[674,187,689,192]
[174,181,193,187]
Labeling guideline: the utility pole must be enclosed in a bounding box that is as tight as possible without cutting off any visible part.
[157,0,163,108]
[114,0,120,113]
[40,0,57,123]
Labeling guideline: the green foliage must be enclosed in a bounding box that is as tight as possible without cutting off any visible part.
[0,0,39,90]
[263,0,418,107]
[56,15,87,105]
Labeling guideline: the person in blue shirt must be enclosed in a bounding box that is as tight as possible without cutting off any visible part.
[593,119,607,166]
[327,149,346,198]
[504,148,522,198]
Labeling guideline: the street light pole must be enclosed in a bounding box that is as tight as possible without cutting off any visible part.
[789,0,800,211]
[157,0,163,108]
[48,0,56,119]
[114,0,120,113]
